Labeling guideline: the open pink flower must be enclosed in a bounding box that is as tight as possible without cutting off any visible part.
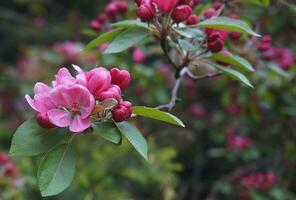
[47,85,95,133]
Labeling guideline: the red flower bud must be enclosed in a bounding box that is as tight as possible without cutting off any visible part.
[214,1,223,10]
[186,14,199,25]
[136,0,156,22]
[90,20,102,31]
[112,101,132,122]
[110,68,131,90]
[105,2,118,19]
[203,8,216,19]
[171,5,192,23]
[97,13,108,23]
[36,113,56,129]
[207,31,224,52]
[229,32,242,40]
[154,0,179,13]
[259,42,271,52]
[115,1,129,15]
[5,162,18,178]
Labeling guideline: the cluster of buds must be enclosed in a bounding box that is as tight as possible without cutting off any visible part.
[0,153,18,178]
[90,0,128,31]
[203,2,244,52]
[226,135,252,151]
[135,0,199,24]
[239,171,277,191]
[226,126,252,151]
[26,65,132,133]
[258,35,295,69]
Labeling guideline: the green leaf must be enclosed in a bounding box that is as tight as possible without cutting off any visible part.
[213,64,254,88]
[132,106,185,127]
[115,122,148,160]
[112,19,149,29]
[38,144,76,197]
[173,27,193,38]
[212,53,255,72]
[198,17,260,37]
[244,0,270,7]
[84,28,124,50]
[178,39,199,51]
[104,26,149,54]
[9,119,67,156]
[93,122,122,144]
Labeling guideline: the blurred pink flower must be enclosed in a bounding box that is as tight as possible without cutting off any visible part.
[132,48,147,64]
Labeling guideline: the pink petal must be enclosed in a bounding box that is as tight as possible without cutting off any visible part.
[34,82,52,95]
[53,68,76,87]
[50,85,69,107]
[47,109,71,128]
[25,95,37,111]
[69,115,91,133]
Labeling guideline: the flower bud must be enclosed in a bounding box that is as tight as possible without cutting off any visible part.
[214,1,223,10]
[5,162,18,178]
[154,0,179,13]
[90,20,102,31]
[86,67,112,97]
[186,14,199,25]
[229,32,242,40]
[133,48,147,64]
[112,101,132,122]
[203,8,216,19]
[105,2,118,19]
[171,5,192,23]
[207,31,224,52]
[136,0,156,21]
[35,113,56,128]
[115,1,129,15]
[97,13,108,23]
[97,85,121,102]
[110,68,131,90]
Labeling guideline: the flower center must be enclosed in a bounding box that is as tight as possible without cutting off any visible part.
[68,102,80,116]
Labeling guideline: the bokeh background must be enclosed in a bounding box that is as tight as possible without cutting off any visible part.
[0,0,296,199]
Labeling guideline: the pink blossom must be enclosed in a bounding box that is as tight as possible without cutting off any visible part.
[54,42,82,61]
[47,85,95,133]
[133,48,147,64]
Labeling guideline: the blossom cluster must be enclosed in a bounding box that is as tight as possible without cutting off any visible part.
[26,65,132,133]
[135,0,199,24]
[259,35,295,70]
[239,171,277,191]
[90,0,128,31]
